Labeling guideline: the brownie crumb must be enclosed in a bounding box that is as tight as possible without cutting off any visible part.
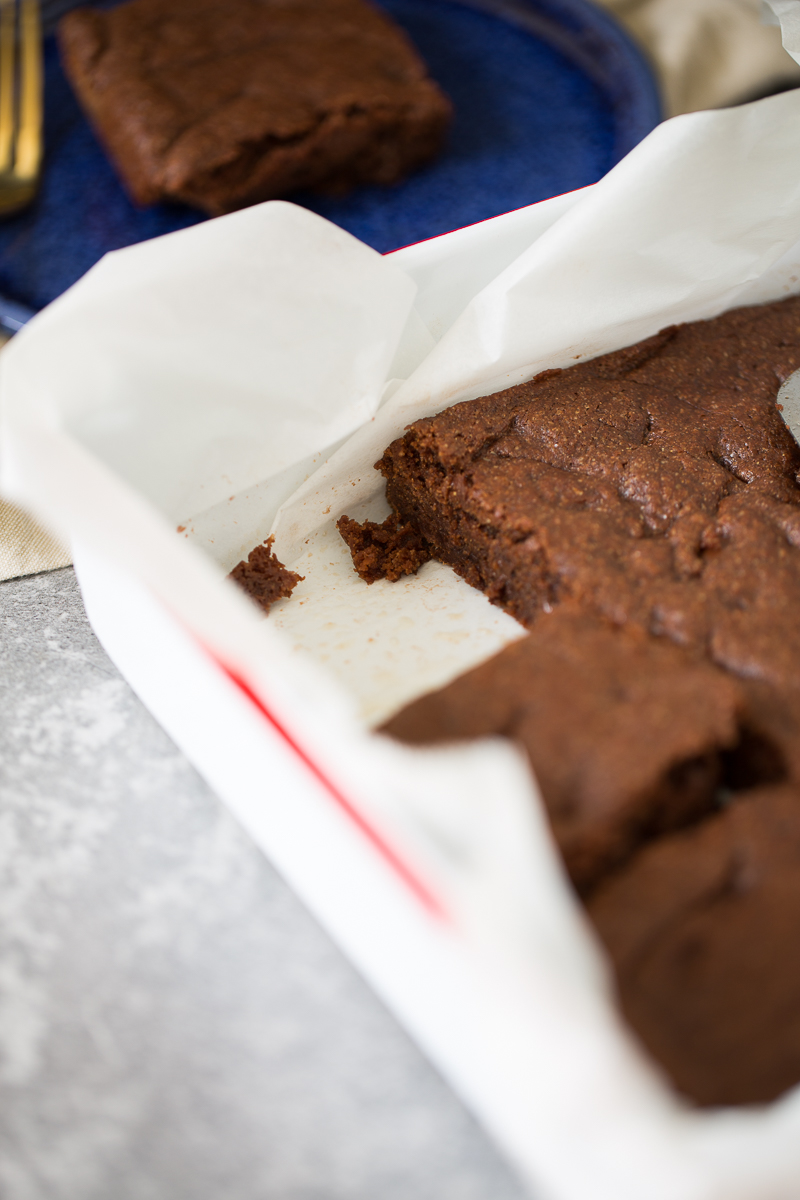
[229,538,303,613]
[337,513,432,583]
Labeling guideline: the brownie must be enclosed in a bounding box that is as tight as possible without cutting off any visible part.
[229,538,303,612]
[381,608,790,893]
[342,298,800,688]
[58,0,452,215]
[359,294,800,1105]
[588,785,800,1107]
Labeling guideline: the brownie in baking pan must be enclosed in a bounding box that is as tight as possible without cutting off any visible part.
[588,784,800,1107]
[346,298,800,667]
[58,0,452,215]
[381,608,786,895]
[352,293,800,1105]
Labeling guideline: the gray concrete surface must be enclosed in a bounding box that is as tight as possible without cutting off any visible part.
[0,567,530,1200]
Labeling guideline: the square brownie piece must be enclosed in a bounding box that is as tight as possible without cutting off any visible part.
[350,298,800,678]
[381,609,776,894]
[58,0,452,215]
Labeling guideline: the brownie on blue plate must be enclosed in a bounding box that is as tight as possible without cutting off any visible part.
[58,0,452,215]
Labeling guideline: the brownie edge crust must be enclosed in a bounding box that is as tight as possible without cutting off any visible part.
[58,0,452,215]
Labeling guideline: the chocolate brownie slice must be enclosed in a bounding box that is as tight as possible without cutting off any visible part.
[382,608,778,894]
[587,785,800,1106]
[58,0,452,215]
[345,298,800,688]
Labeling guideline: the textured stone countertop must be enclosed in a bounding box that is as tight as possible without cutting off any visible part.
[0,567,530,1200]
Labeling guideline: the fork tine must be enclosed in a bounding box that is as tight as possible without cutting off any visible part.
[0,0,16,175]
[14,0,41,180]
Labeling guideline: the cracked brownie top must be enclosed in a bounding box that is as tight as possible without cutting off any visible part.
[360,297,800,688]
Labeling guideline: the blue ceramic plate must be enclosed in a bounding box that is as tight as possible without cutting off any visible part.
[0,0,660,318]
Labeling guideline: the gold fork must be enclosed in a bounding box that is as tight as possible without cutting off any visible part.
[0,0,41,217]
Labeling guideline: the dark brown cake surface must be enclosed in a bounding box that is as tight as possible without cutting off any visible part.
[229,538,303,613]
[381,608,782,894]
[367,295,800,1106]
[587,785,800,1107]
[352,298,800,683]
[58,0,452,215]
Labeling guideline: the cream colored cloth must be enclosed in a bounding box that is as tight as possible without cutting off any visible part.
[0,335,71,580]
[598,0,800,115]
[0,497,70,580]
[1,0,797,581]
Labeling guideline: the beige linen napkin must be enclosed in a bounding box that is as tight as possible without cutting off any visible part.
[597,0,800,115]
[0,336,70,580]
[0,497,70,579]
